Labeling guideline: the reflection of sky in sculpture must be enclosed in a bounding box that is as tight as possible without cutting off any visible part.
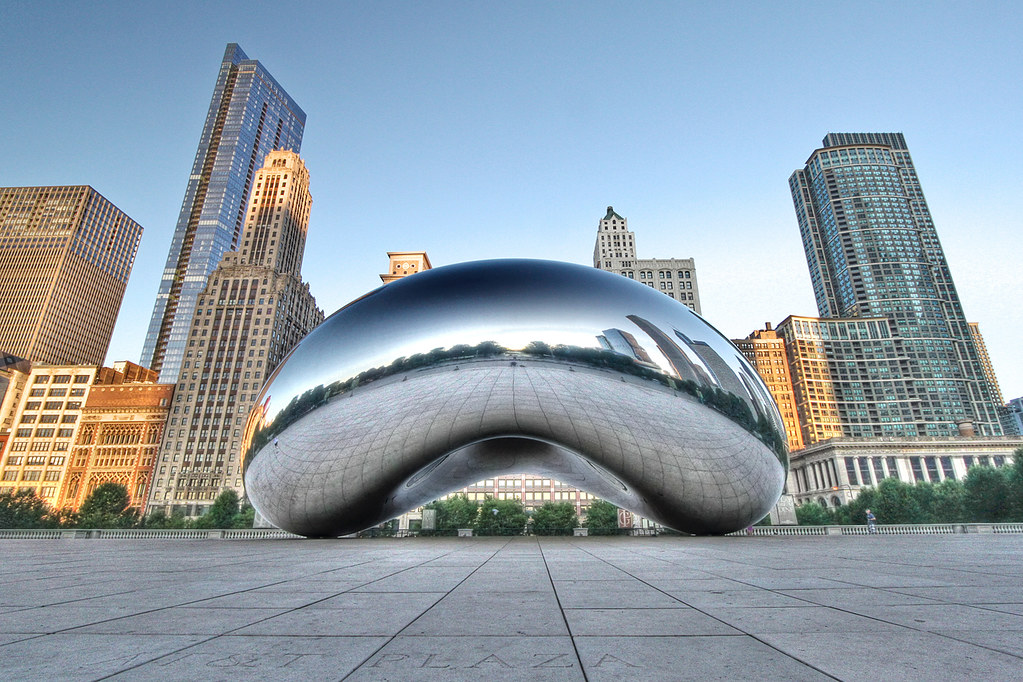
[255,259,767,430]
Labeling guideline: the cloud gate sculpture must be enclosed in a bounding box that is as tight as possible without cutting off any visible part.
[243,259,787,536]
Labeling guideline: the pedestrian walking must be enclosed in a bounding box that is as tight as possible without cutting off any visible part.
[865,508,877,534]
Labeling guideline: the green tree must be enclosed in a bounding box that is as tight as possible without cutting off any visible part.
[1007,448,1023,520]
[0,489,55,528]
[871,478,925,525]
[795,501,831,526]
[473,497,528,535]
[77,483,137,528]
[583,499,619,535]
[195,489,240,528]
[831,486,876,525]
[233,503,255,529]
[908,481,937,523]
[931,479,966,522]
[964,465,1013,522]
[425,495,480,530]
[531,502,578,535]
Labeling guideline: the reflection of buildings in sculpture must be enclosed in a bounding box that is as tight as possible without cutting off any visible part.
[0,361,167,511]
[624,315,707,386]
[624,314,766,424]
[791,133,1002,436]
[61,363,172,512]
[735,325,804,451]
[0,186,142,366]
[447,478,600,517]
[674,330,751,406]
[788,435,1022,508]
[598,328,657,367]
[142,43,306,384]
[593,207,701,313]
[380,252,432,284]
[148,151,323,517]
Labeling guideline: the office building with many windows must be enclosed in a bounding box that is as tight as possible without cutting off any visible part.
[0,186,142,365]
[142,43,305,383]
[148,151,322,516]
[789,133,1003,437]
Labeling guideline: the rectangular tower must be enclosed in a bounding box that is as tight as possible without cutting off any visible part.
[593,206,701,313]
[142,44,305,383]
[0,186,142,365]
[790,133,1002,436]
[148,151,323,517]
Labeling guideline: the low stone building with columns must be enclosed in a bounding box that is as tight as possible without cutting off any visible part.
[788,435,1023,509]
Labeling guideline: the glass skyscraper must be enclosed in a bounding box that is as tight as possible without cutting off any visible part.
[142,43,305,383]
[789,133,1002,437]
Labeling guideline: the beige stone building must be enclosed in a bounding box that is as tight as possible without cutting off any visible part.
[0,364,98,505]
[61,363,172,512]
[148,151,323,517]
[0,186,142,365]
[788,435,1023,509]
[593,206,701,313]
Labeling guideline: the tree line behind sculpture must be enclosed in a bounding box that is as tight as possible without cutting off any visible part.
[247,340,787,464]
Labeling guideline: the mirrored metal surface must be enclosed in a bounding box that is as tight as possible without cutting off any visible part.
[243,259,787,536]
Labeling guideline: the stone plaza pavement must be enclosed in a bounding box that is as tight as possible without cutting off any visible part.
[1,535,1022,681]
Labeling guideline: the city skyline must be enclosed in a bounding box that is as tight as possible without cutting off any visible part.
[3,3,1021,398]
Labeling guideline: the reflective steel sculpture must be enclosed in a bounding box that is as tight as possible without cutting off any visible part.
[243,259,787,536]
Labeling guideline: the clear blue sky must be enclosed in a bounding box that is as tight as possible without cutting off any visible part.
[3,1,1022,399]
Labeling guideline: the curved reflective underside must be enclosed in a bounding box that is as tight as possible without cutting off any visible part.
[243,259,787,536]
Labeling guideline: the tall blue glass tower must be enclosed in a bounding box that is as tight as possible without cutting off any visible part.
[790,133,1003,437]
[142,44,305,382]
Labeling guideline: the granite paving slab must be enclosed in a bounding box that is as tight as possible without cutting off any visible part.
[573,635,832,681]
[0,633,208,680]
[350,635,584,681]
[399,591,569,636]
[759,630,1023,681]
[107,634,389,681]
[553,579,683,608]
[71,606,290,635]
[563,607,741,636]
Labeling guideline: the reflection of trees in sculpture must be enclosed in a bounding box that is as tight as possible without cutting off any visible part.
[246,339,787,467]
